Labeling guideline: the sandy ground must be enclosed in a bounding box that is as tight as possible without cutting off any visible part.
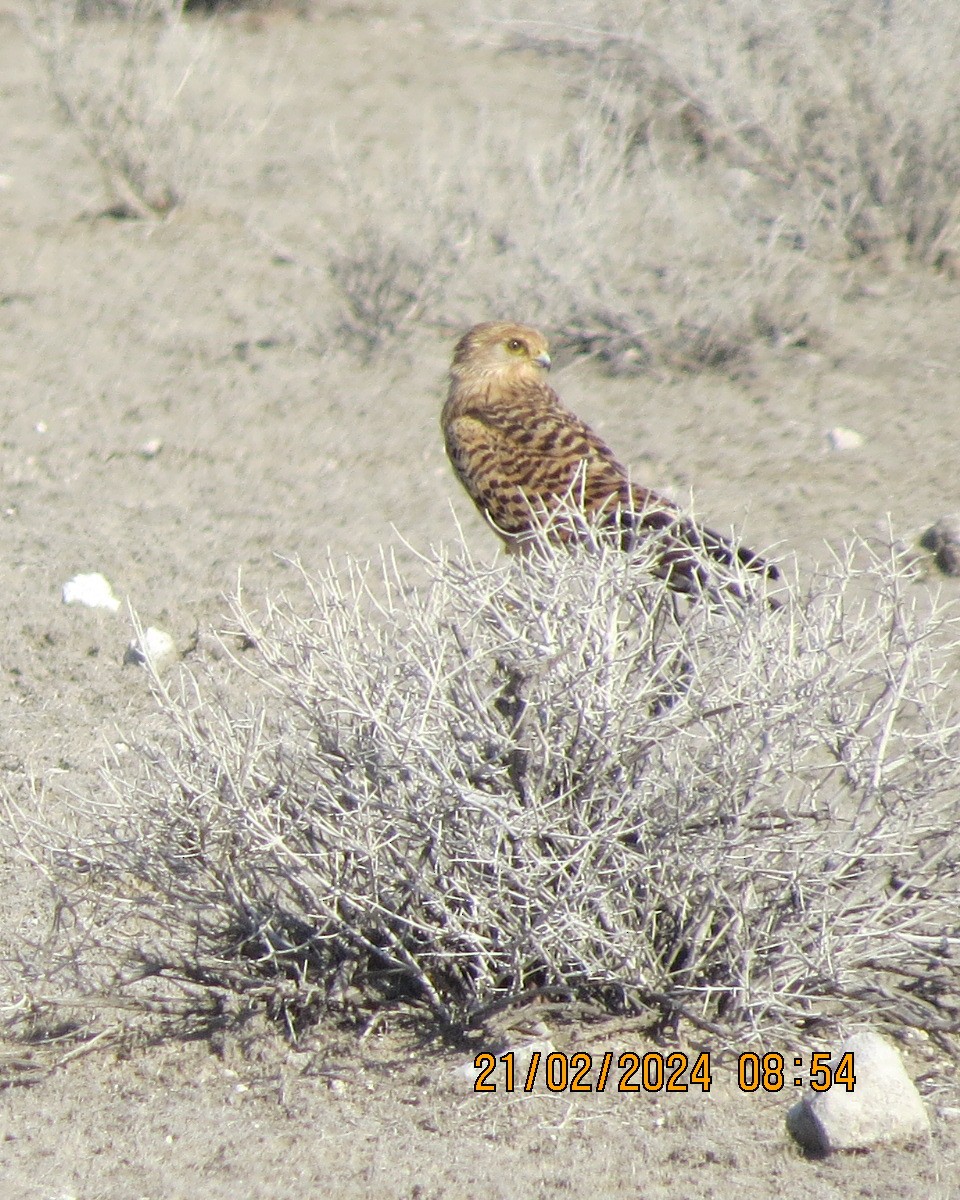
[0,3,959,1195]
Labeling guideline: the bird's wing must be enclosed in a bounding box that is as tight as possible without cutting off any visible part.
[444,381,675,541]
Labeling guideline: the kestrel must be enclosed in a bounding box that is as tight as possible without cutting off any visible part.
[441,321,779,602]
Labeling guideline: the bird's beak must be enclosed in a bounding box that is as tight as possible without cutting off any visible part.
[535,352,551,371]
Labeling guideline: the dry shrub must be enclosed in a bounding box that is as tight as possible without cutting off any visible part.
[21,0,217,216]
[11,522,960,1045]
[479,0,960,268]
[327,221,463,359]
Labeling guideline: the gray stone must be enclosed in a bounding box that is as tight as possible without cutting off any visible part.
[919,514,960,577]
[787,1031,930,1155]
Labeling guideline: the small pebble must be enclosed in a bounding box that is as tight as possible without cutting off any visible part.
[450,1039,555,1089]
[139,438,163,459]
[825,426,863,451]
[123,626,178,669]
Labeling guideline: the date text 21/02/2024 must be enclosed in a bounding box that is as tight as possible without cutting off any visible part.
[473,1050,856,1094]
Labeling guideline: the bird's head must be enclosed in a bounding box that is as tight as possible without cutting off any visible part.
[449,322,551,385]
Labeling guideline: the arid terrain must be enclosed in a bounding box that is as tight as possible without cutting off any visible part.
[0,2,959,1195]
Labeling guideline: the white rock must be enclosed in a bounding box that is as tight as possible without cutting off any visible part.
[139,437,164,459]
[123,626,178,669]
[62,572,121,613]
[787,1031,930,1155]
[825,426,864,451]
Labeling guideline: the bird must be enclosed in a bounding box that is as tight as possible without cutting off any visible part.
[441,320,780,603]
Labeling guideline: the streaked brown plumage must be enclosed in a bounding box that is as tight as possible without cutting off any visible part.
[441,320,779,601]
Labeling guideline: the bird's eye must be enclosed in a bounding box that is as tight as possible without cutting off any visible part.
[506,338,525,354]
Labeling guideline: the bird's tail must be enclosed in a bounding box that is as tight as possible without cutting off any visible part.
[614,500,781,607]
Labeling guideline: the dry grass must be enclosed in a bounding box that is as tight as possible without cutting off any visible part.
[325,93,825,371]
[8,519,960,1047]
